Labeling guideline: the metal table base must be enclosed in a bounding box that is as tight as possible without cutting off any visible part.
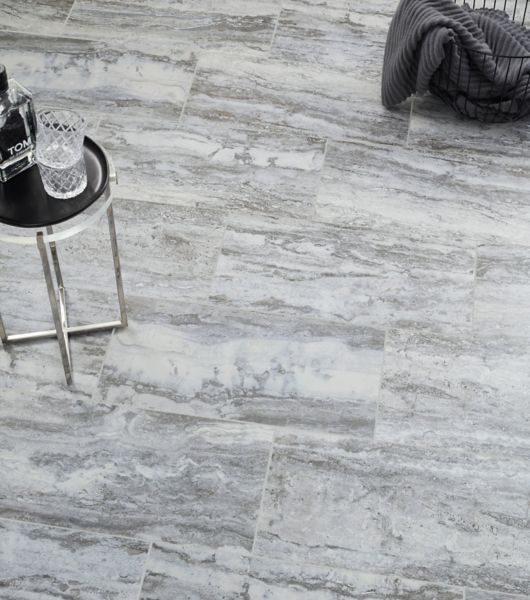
[0,203,127,385]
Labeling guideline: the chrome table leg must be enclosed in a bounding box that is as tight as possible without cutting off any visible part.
[46,226,68,333]
[1,198,126,384]
[107,204,127,328]
[37,231,72,385]
[0,313,7,343]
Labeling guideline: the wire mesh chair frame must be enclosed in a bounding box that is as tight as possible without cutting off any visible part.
[430,0,530,121]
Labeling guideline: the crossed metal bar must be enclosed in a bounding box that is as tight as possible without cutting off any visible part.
[0,203,127,385]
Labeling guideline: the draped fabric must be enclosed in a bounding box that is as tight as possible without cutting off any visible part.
[382,0,530,121]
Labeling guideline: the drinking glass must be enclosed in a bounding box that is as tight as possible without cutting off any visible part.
[36,108,87,199]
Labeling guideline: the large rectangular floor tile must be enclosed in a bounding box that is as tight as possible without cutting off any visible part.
[0,332,111,395]
[315,139,530,245]
[99,303,384,436]
[407,94,530,158]
[254,434,530,595]
[474,244,530,338]
[0,0,73,34]
[66,0,280,52]
[247,556,463,599]
[209,214,475,330]
[0,199,223,388]
[465,590,529,600]
[272,1,390,79]
[0,400,272,550]
[1,197,226,312]
[139,532,464,599]
[181,53,411,145]
[0,518,148,600]
[140,541,250,600]
[376,327,530,451]
[97,114,326,218]
[0,31,196,120]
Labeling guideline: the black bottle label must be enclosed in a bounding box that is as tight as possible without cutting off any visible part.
[0,110,31,163]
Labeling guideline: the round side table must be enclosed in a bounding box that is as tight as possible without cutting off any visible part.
[0,137,127,385]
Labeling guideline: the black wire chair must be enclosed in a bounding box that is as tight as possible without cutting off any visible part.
[430,0,530,122]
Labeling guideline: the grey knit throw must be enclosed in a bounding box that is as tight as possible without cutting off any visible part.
[382,0,530,120]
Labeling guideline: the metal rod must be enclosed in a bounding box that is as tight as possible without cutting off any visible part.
[107,204,128,328]
[5,320,124,343]
[46,225,65,291]
[37,231,72,385]
[0,313,7,343]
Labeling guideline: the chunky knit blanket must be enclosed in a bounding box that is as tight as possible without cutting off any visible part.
[382,0,530,120]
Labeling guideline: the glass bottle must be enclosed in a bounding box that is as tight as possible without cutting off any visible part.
[0,64,37,183]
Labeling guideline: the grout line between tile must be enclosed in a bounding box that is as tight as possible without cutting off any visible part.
[136,542,153,600]
[178,59,200,126]
[63,0,77,30]
[95,325,116,387]
[0,515,148,544]
[248,549,479,599]
[405,95,415,147]
[306,136,329,221]
[470,243,479,333]
[372,327,389,443]
[268,3,283,53]
[92,115,103,137]
[250,433,275,556]
[206,222,229,299]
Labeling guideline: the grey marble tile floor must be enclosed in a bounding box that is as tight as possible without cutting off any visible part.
[1,1,530,598]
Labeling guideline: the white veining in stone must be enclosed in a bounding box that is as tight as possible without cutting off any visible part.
[376,326,530,451]
[182,52,411,144]
[0,518,148,600]
[66,0,281,52]
[0,398,272,550]
[99,303,384,436]
[254,434,530,596]
[209,214,475,329]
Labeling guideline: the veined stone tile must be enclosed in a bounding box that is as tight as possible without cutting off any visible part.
[99,197,225,303]
[181,53,411,145]
[140,542,250,600]
[247,556,463,599]
[0,518,148,600]
[254,434,530,596]
[96,114,326,218]
[0,197,225,313]
[376,327,530,451]
[0,197,223,387]
[0,331,111,394]
[315,139,530,245]
[26,197,224,308]
[98,303,384,436]
[66,0,280,52]
[0,401,272,549]
[0,31,196,120]
[465,590,530,600]
[272,3,389,79]
[407,94,530,157]
[209,214,475,330]
[0,224,118,332]
[0,0,73,34]
[474,244,530,338]
[0,235,113,391]
[284,0,350,9]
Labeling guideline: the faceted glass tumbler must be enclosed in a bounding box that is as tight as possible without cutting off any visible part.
[36,108,87,199]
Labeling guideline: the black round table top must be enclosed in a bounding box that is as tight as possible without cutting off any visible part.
[0,137,109,228]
